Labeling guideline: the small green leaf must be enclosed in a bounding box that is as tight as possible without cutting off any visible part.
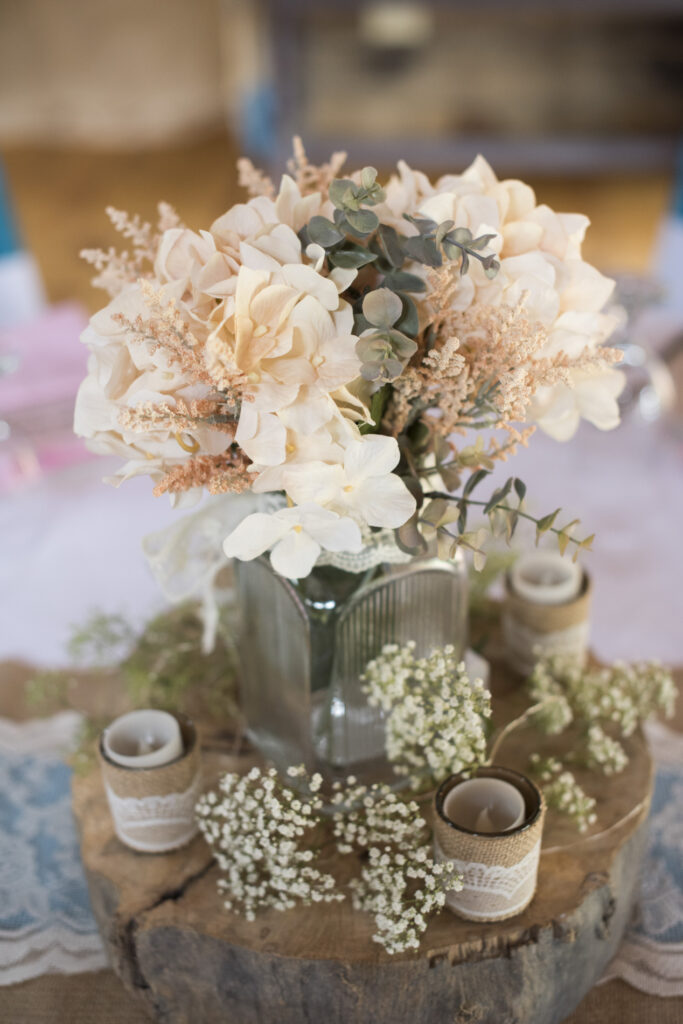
[329,248,377,269]
[329,178,356,209]
[464,468,490,497]
[513,477,527,502]
[360,166,378,190]
[395,293,419,337]
[362,288,403,329]
[377,224,404,268]
[439,463,462,492]
[535,508,560,544]
[402,235,442,267]
[483,477,513,514]
[306,216,344,248]
[468,232,497,251]
[382,270,426,293]
[396,513,428,555]
[345,208,379,235]
[557,531,570,556]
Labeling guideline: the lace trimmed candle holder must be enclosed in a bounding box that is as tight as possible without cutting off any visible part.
[503,567,592,676]
[433,766,545,922]
[98,714,201,854]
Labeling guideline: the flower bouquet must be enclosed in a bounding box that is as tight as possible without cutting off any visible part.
[75,139,623,777]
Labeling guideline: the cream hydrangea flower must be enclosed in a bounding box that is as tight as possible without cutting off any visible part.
[73,283,229,505]
[223,503,363,579]
[414,156,621,440]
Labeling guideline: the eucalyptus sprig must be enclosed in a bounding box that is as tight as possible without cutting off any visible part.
[395,466,595,567]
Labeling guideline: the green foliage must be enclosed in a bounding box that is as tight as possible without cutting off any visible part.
[27,602,239,772]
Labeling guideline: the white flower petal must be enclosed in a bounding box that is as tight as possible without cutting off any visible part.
[351,475,416,529]
[343,435,401,482]
[270,530,320,579]
[223,513,290,561]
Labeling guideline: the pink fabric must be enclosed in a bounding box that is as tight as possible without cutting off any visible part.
[0,302,92,492]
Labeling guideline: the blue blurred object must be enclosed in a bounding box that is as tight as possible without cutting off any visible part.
[239,83,277,162]
[0,159,45,329]
[0,164,21,259]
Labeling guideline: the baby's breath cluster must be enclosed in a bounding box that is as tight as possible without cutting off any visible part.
[583,724,629,776]
[529,755,597,833]
[361,642,491,789]
[195,766,341,920]
[330,780,462,954]
[526,654,675,830]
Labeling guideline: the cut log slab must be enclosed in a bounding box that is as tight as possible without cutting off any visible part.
[72,668,653,1024]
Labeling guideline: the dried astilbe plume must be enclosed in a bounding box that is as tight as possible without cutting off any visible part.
[153,451,252,497]
[287,135,348,197]
[237,157,275,199]
[81,202,182,297]
[118,398,237,438]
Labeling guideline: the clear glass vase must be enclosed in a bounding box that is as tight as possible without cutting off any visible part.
[234,551,468,787]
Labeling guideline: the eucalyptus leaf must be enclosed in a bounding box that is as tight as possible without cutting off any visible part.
[396,513,428,555]
[396,293,419,337]
[362,288,403,329]
[329,178,356,209]
[402,235,441,267]
[464,468,490,496]
[382,270,426,293]
[360,166,377,189]
[439,463,462,492]
[345,208,379,235]
[306,216,344,248]
[377,224,404,267]
[329,248,377,269]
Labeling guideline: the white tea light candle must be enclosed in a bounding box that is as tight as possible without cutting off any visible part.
[511,552,582,606]
[443,776,526,834]
[103,710,184,769]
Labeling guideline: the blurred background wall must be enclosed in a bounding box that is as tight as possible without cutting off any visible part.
[0,0,681,312]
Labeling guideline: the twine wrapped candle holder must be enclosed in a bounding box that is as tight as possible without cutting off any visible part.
[433,766,545,922]
[503,567,592,676]
[98,713,201,854]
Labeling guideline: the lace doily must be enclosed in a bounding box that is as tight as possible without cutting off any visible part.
[0,714,107,986]
[602,721,683,996]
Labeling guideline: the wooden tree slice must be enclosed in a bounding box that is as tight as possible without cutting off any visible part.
[72,661,653,1024]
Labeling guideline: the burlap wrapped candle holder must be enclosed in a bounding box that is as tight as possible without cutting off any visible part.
[503,569,592,676]
[433,766,545,922]
[98,714,201,854]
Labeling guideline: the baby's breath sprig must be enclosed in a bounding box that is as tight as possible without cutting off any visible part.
[528,754,597,833]
[330,780,462,954]
[361,642,491,790]
[197,768,462,954]
[195,766,341,921]
[525,654,675,829]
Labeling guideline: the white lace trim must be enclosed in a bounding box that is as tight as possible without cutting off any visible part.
[316,528,413,573]
[104,775,201,853]
[434,837,541,919]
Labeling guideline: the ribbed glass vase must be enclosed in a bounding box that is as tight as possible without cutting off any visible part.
[234,551,468,787]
